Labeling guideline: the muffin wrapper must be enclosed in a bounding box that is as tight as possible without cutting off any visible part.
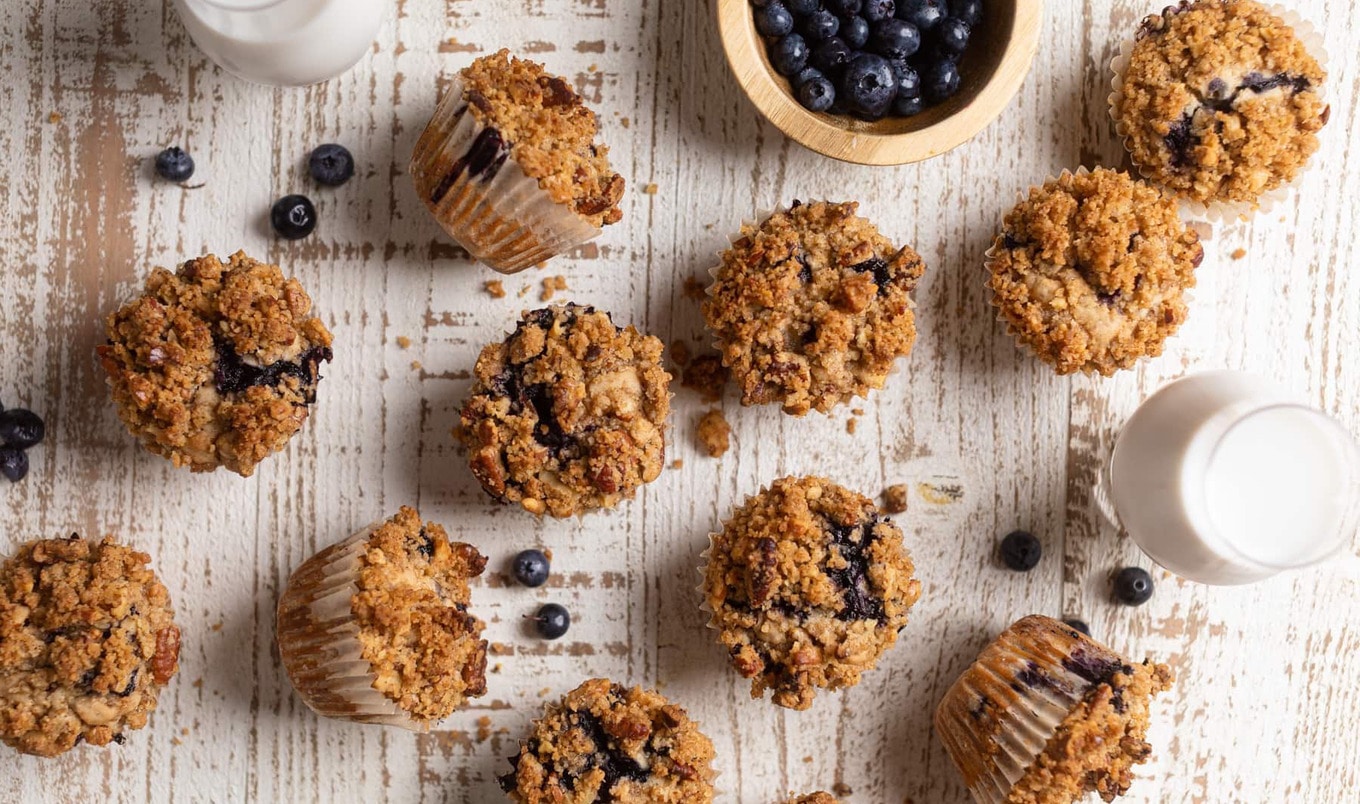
[275,525,429,731]
[1107,1,1329,223]
[933,616,1129,804]
[410,75,602,274]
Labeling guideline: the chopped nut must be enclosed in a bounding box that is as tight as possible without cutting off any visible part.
[881,484,909,514]
[485,280,507,299]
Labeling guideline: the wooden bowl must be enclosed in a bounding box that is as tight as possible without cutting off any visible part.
[717,0,1043,166]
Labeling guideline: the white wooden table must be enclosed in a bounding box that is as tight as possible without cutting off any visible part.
[2,1,1358,801]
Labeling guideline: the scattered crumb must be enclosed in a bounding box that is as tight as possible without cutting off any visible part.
[192,679,203,689]
[671,459,684,470]
[846,418,857,434]
[833,782,853,797]
[682,274,707,301]
[210,621,223,632]
[492,663,502,674]
[410,360,423,371]
[490,642,514,656]
[518,284,531,298]
[852,408,865,416]
[538,687,552,697]
[803,755,813,764]
[170,737,182,746]
[543,548,554,562]
[681,354,728,403]
[396,335,412,349]
[587,63,598,72]
[696,409,731,458]
[181,727,190,736]
[1230,247,1247,260]
[485,279,506,298]
[535,260,549,270]
[620,117,631,129]
[643,183,658,195]
[540,275,568,302]
[47,111,62,124]
[881,484,909,514]
[476,716,493,743]
[670,339,692,367]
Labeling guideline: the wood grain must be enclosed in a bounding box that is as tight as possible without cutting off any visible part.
[1,0,1358,802]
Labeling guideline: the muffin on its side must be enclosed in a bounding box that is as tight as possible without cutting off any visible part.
[499,678,718,803]
[935,615,1174,804]
[460,304,672,518]
[702,475,922,711]
[986,169,1202,376]
[277,507,488,729]
[1111,0,1327,211]
[0,535,181,757]
[98,251,334,477]
[703,201,925,416]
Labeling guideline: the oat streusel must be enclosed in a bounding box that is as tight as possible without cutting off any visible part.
[704,201,924,416]
[499,678,717,803]
[703,475,922,710]
[1113,0,1327,208]
[461,304,672,518]
[0,536,180,757]
[97,251,333,477]
[986,169,1202,376]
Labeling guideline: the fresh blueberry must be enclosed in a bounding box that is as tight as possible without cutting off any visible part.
[1113,567,1154,606]
[839,53,897,118]
[270,195,317,240]
[892,60,921,97]
[862,0,895,23]
[531,603,571,640]
[999,530,1042,571]
[512,549,551,587]
[308,143,355,187]
[0,408,44,450]
[1064,619,1092,637]
[797,73,836,111]
[799,8,840,42]
[893,93,924,115]
[793,66,824,87]
[869,19,920,60]
[770,33,810,75]
[154,147,195,183]
[755,1,795,36]
[0,447,27,483]
[923,59,961,102]
[810,37,853,74]
[825,0,862,15]
[840,15,870,48]
[950,0,982,27]
[898,0,946,29]
[936,17,972,56]
[786,0,818,15]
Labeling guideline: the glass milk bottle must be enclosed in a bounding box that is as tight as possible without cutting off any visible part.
[1104,371,1360,585]
[173,0,389,87]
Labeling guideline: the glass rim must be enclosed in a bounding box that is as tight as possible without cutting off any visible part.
[194,0,290,11]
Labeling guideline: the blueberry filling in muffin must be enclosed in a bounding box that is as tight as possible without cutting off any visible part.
[214,335,333,403]
[430,126,510,202]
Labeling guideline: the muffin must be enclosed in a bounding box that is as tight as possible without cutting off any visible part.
[460,304,672,518]
[704,201,924,415]
[935,615,1174,804]
[499,678,718,802]
[986,169,1203,376]
[702,475,922,710]
[97,251,334,477]
[276,507,488,729]
[780,794,839,804]
[0,535,181,757]
[1110,0,1327,214]
[410,50,625,273]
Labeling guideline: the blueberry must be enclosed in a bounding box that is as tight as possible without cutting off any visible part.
[0,447,27,483]
[154,147,194,183]
[893,93,924,115]
[999,530,1042,571]
[810,37,853,74]
[770,33,810,75]
[936,17,971,56]
[923,59,961,102]
[897,0,946,29]
[869,19,920,60]
[839,53,897,118]
[1063,619,1092,637]
[786,0,818,15]
[755,1,795,36]
[531,603,571,640]
[270,195,317,240]
[793,66,825,87]
[892,60,921,97]
[950,0,982,27]
[825,0,862,14]
[308,143,355,187]
[512,549,551,587]
[799,8,840,42]
[862,0,895,23]
[1113,567,1154,606]
[0,408,44,449]
[840,15,870,48]
[797,73,836,112]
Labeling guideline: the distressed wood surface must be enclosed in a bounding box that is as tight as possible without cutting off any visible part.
[2,0,1358,802]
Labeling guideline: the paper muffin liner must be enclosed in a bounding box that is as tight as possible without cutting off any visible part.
[1107,1,1330,223]
[275,524,429,731]
[410,75,602,274]
[934,616,1131,804]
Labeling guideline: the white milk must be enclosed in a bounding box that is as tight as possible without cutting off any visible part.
[173,0,389,87]
[1107,371,1360,585]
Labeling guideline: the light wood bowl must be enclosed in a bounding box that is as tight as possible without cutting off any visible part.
[717,0,1043,166]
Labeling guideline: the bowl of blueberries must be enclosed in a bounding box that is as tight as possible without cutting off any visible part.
[718,0,1042,165]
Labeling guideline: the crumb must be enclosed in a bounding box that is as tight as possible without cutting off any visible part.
[539,687,552,697]
[192,679,203,689]
[485,279,506,299]
[1230,247,1247,260]
[671,459,684,470]
[682,354,729,403]
[518,284,531,298]
[833,782,853,796]
[490,642,514,656]
[543,548,553,562]
[696,409,731,458]
[476,715,493,742]
[670,339,692,367]
[539,275,568,302]
[47,111,62,123]
[181,727,190,736]
[210,622,223,632]
[803,755,814,764]
[587,63,598,72]
[411,361,423,371]
[492,663,502,673]
[682,274,707,301]
[846,418,857,434]
[396,335,412,349]
[621,117,631,129]
[535,261,549,270]
[170,737,182,746]
[881,484,909,514]
[852,408,864,416]
[643,183,658,195]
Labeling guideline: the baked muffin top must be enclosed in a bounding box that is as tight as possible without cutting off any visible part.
[987,169,1202,375]
[1114,0,1327,208]
[703,201,924,416]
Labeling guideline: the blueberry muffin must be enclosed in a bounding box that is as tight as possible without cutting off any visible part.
[98,251,333,477]
[411,50,625,273]
[1112,0,1327,210]
[277,507,488,729]
[499,678,718,802]
[461,304,672,518]
[986,169,1203,376]
[702,475,922,710]
[703,201,925,416]
[935,615,1174,804]
[0,535,181,757]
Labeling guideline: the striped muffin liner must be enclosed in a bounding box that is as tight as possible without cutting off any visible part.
[410,75,602,274]
[275,524,429,731]
[933,615,1130,804]
[1108,1,1329,223]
